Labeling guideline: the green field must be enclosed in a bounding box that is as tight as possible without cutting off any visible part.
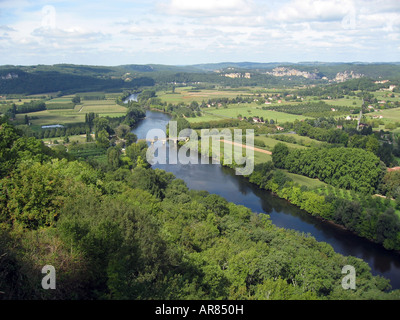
[255,135,307,151]
[191,103,310,123]
[322,97,363,108]
[186,114,224,123]
[284,170,327,189]
[42,134,87,145]
[278,133,324,146]
[17,109,85,125]
[157,87,255,104]
[373,91,400,103]
[15,95,127,126]
[366,107,400,123]
[77,100,127,114]
[47,97,73,103]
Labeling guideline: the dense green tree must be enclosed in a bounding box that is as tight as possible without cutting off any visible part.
[125,106,146,126]
[376,208,400,249]
[380,171,400,199]
[107,146,121,170]
[72,95,81,104]
[94,117,111,139]
[365,135,380,155]
[96,129,110,149]
[271,143,290,169]
[278,146,384,194]
[125,140,148,166]
[249,161,274,189]
[378,143,396,167]
[115,124,131,139]
[124,132,137,146]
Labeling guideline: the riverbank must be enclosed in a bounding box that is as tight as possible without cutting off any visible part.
[269,188,400,253]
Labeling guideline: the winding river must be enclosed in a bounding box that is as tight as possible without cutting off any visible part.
[132,110,400,290]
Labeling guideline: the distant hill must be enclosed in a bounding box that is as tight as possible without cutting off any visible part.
[189,62,289,71]
[0,65,154,95]
[187,61,400,80]
[1,62,400,95]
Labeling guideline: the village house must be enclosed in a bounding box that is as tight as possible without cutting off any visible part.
[253,117,265,123]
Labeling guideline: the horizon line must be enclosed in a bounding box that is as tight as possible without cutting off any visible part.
[1,61,400,68]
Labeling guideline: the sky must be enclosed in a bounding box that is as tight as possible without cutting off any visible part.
[0,0,399,66]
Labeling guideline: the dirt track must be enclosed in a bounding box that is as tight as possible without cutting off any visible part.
[220,140,272,155]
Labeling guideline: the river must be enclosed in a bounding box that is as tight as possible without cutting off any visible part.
[132,110,400,290]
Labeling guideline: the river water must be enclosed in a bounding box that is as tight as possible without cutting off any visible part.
[132,110,400,290]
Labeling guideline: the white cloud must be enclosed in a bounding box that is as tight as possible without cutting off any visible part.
[31,26,108,42]
[271,0,355,23]
[163,0,255,16]
[0,25,16,32]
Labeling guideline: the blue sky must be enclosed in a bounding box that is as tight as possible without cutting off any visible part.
[0,0,399,66]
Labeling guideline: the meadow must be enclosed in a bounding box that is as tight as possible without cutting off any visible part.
[366,107,400,124]
[157,87,255,104]
[277,133,324,146]
[190,103,310,124]
[321,97,364,108]
[15,94,127,126]
[254,134,308,151]
[283,170,327,189]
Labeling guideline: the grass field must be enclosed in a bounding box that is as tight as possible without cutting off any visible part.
[323,97,363,108]
[186,114,224,123]
[283,170,327,189]
[42,134,87,145]
[15,95,127,126]
[366,107,400,123]
[255,135,307,151]
[77,100,127,114]
[47,97,73,103]
[373,91,400,103]
[190,103,310,123]
[277,133,324,146]
[17,109,85,125]
[157,87,255,104]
